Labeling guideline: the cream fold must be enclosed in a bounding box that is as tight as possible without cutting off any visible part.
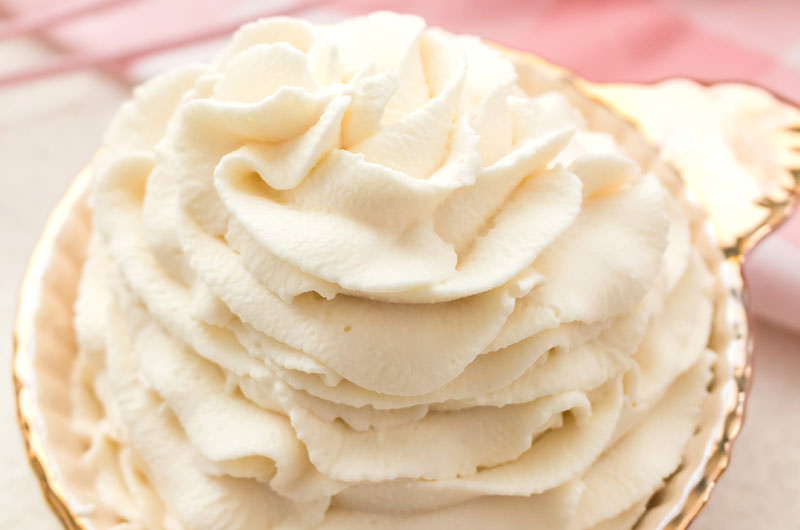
[71,11,719,530]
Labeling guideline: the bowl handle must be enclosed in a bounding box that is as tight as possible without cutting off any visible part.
[592,95,800,262]
[492,42,800,262]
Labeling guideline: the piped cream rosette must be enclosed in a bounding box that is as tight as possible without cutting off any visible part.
[71,12,717,530]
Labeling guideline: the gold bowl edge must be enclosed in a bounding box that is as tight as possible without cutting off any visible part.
[13,167,92,530]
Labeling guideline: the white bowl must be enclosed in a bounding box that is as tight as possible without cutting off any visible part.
[13,51,800,529]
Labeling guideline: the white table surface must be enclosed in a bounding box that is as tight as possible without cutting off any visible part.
[1,36,798,530]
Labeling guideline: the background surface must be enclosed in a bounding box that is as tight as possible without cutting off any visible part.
[2,2,800,529]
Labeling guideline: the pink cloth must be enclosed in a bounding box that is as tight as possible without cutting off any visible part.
[746,209,800,332]
[2,0,799,331]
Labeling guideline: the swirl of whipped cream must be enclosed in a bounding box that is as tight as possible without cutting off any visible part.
[71,12,718,530]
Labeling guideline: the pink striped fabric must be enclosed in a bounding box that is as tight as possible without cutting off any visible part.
[2,0,799,331]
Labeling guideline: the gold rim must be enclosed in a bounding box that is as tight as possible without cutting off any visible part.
[12,52,800,530]
[13,168,92,530]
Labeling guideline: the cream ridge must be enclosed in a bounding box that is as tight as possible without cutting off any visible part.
[71,11,717,530]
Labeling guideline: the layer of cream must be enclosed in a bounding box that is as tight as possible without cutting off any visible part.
[71,12,717,530]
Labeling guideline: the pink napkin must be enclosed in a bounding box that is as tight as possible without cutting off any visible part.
[747,208,800,332]
[3,0,799,332]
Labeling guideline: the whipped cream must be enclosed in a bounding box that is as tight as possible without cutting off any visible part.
[71,12,717,530]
